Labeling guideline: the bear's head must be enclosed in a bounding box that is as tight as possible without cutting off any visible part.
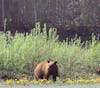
[47,60,57,66]
[47,60,59,76]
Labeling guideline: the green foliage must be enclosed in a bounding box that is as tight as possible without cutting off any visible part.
[0,22,100,79]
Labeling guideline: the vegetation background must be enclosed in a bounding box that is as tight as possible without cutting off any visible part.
[0,0,100,80]
[0,0,100,41]
[0,23,100,80]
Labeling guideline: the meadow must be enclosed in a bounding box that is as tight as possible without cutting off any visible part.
[0,22,100,81]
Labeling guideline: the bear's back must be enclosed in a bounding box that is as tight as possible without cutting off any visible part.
[34,61,49,74]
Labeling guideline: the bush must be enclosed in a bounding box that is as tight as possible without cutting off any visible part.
[0,22,100,79]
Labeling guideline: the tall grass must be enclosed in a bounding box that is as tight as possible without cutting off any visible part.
[0,22,100,79]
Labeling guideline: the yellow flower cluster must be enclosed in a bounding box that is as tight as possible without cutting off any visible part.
[16,78,29,84]
[5,78,52,85]
[5,79,14,85]
[30,79,53,84]
[63,77,100,84]
[4,77,100,85]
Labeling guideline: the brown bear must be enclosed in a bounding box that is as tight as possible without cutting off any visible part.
[34,60,59,81]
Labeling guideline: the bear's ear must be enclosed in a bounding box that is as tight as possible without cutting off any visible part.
[54,61,57,64]
[47,60,50,63]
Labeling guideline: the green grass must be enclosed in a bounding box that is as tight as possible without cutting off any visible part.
[0,22,100,79]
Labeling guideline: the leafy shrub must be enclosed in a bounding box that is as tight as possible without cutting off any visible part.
[0,22,100,79]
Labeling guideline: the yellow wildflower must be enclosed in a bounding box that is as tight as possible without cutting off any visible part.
[64,78,73,84]
[76,77,85,83]
[46,80,52,84]
[5,79,13,85]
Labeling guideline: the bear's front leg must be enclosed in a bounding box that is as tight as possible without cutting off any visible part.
[43,74,49,80]
[34,75,38,80]
[53,75,56,81]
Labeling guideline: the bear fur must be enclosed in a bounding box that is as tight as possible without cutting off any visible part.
[34,60,59,81]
